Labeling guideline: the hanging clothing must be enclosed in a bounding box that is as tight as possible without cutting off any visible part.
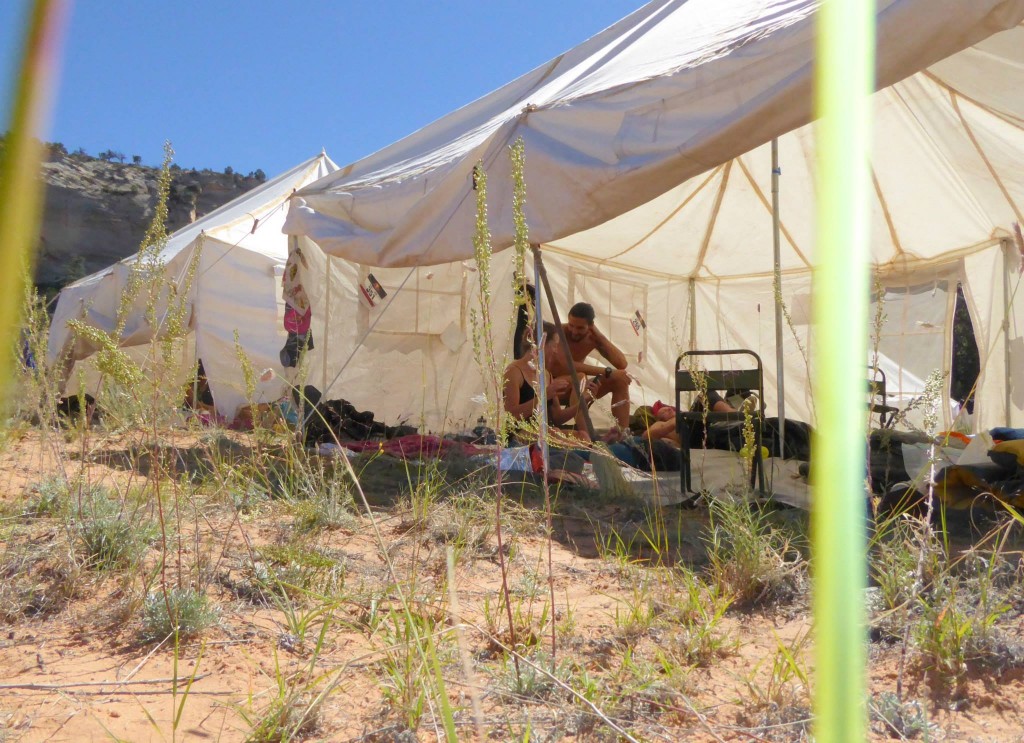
[282,244,310,315]
[280,240,313,368]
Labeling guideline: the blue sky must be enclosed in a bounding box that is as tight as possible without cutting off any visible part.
[1,1,643,175]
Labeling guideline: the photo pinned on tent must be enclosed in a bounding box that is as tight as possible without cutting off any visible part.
[630,309,647,336]
[360,273,388,308]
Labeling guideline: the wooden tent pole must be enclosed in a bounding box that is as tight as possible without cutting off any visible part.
[530,243,598,441]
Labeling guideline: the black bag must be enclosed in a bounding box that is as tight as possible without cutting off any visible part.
[622,436,682,472]
[762,418,813,460]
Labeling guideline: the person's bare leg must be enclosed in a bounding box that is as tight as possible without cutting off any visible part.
[604,371,631,429]
[564,373,591,436]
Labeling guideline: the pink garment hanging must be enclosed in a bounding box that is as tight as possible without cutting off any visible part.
[284,305,311,335]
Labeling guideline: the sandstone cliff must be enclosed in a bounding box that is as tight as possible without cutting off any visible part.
[35,150,265,293]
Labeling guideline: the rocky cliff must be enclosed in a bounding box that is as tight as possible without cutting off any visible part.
[35,150,265,293]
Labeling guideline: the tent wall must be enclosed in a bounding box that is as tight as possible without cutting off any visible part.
[532,251,998,434]
[691,272,816,424]
[47,154,339,421]
[296,244,521,433]
[192,237,290,418]
[963,240,1024,428]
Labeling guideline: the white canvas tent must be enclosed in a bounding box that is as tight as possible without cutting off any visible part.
[284,0,1024,433]
[47,149,516,431]
[48,153,341,419]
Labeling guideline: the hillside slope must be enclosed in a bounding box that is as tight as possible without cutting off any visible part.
[35,150,265,292]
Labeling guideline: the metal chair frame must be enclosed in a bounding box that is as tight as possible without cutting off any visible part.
[675,349,767,496]
[868,366,900,429]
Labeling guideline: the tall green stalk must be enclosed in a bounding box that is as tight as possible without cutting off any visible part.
[811,0,875,741]
[0,0,67,407]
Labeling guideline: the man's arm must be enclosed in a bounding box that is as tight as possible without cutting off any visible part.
[590,325,628,370]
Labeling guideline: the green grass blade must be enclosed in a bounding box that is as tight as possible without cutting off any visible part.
[0,0,68,401]
[811,0,875,740]
[425,633,458,742]
[173,640,206,729]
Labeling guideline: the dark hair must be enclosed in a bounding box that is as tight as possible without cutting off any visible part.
[568,302,595,324]
[517,321,559,358]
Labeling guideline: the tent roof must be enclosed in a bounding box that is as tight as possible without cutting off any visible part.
[67,151,337,291]
[547,24,1024,279]
[285,0,1024,272]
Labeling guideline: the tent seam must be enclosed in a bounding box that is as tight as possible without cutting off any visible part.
[734,155,811,268]
[691,160,733,278]
[869,165,906,258]
[920,69,1024,128]
[948,92,1024,225]
[600,164,725,263]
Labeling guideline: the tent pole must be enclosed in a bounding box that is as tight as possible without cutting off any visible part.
[771,138,787,455]
[531,254,549,477]
[531,244,598,441]
[687,278,697,352]
[192,259,200,410]
[322,248,331,393]
[1003,238,1013,427]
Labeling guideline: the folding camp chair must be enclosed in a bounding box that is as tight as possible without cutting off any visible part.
[868,365,900,429]
[675,349,767,496]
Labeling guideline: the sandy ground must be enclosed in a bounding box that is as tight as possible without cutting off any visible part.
[1,427,1023,742]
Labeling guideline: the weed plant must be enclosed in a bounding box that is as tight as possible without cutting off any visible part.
[24,474,72,517]
[72,484,158,570]
[704,495,806,606]
[869,691,934,739]
[737,630,813,741]
[0,526,81,623]
[376,608,453,734]
[239,630,342,742]
[140,586,218,643]
[492,648,569,701]
[869,508,1024,697]
[258,543,346,601]
[661,567,734,667]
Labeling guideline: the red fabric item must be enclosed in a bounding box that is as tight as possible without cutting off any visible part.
[530,443,544,473]
[652,400,676,416]
[284,305,312,334]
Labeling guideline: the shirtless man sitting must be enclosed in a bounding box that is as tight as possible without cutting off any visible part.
[547,302,632,432]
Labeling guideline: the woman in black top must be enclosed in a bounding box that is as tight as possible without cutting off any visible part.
[503,322,584,432]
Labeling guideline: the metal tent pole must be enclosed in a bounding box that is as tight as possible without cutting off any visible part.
[687,278,697,352]
[1003,238,1013,427]
[322,246,331,393]
[772,138,787,456]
